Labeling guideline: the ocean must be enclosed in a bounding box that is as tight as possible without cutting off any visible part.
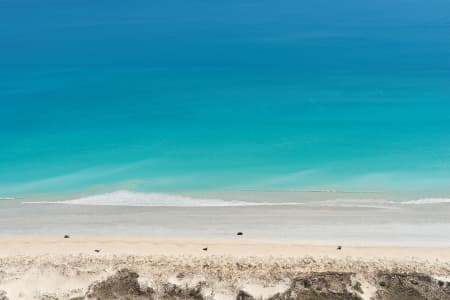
[1,0,450,203]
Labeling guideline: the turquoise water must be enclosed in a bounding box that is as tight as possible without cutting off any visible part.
[2,68,450,197]
[1,1,450,198]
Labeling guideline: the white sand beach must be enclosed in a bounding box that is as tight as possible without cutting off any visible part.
[1,196,450,299]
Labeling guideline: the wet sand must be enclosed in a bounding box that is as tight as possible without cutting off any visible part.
[1,200,450,246]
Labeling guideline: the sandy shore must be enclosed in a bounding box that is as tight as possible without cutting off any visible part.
[1,237,450,299]
[1,236,450,260]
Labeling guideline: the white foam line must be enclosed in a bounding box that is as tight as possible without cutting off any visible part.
[22,190,302,207]
[20,191,450,208]
[22,201,302,207]
[401,198,450,205]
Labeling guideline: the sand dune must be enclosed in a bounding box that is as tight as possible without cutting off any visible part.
[0,237,449,299]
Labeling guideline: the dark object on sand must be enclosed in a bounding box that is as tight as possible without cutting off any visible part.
[94,249,101,253]
[202,247,208,251]
[64,235,70,239]
[337,245,342,250]
[237,232,243,236]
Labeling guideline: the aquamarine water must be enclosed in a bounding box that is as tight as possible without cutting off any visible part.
[1,1,450,198]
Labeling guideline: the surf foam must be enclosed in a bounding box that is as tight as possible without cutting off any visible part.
[22,191,450,208]
[400,198,450,205]
[25,190,300,207]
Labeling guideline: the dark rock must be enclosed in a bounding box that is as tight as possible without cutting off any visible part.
[202,247,208,251]
[237,232,243,236]
[337,246,342,250]
[64,235,70,239]
[161,282,204,300]
[268,272,361,300]
[236,290,255,300]
[94,249,101,253]
[85,268,154,300]
[375,273,450,300]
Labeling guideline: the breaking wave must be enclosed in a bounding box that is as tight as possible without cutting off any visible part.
[400,198,450,205]
[24,190,300,207]
[22,190,450,208]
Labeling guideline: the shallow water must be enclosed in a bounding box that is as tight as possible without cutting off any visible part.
[2,69,450,197]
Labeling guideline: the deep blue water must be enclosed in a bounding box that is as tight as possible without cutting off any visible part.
[1,0,450,197]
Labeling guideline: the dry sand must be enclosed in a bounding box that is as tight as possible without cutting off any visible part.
[1,236,450,260]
